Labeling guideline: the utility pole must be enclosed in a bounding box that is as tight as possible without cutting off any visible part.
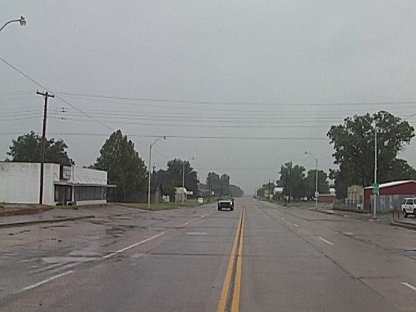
[36,91,54,205]
[268,179,271,200]
[147,136,165,209]
[373,127,378,218]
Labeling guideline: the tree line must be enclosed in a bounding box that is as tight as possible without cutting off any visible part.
[5,129,243,202]
[257,110,416,200]
[199,172,244,198]
[257,162,330,200]
[7,110,416,200]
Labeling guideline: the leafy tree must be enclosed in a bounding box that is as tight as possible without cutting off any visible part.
[154,159,199,198]
[206,172,220,195]
[279,162,306,199]
[205,172,233,196]
[220,174,231,196]
[7,131,73,165]
[93,130,147,202]
[229,184,244,197]
[327,111,415,197]
[304,169,329,198]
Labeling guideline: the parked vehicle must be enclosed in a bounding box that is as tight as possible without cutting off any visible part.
[401,198,416,217]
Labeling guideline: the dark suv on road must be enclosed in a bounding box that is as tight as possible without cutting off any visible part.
[217,196,234,211]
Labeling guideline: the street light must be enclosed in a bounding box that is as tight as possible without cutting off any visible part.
[305,151,318,208]
[363,118,378,219]
[147,136,166,209]
[182,157,194,204]
[0,16,26,32]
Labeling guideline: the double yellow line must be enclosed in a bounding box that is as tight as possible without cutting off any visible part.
[217,208,245,312]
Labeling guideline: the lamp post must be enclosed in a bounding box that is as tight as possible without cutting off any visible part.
[147,136,166,209]
[0,16,26,32]
[363,117,378,219]
[305,151,318,208]
[182,157,194,204]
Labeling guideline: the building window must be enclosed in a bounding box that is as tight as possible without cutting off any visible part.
[74,186,106,201]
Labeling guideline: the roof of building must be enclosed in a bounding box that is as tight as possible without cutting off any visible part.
[364,180,416,190]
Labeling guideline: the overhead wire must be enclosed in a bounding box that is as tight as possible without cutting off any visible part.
[54,91,416,107]
[0,131,326,140]
[0,56,112,131]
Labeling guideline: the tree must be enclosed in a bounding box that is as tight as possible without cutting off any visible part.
[229,184,244,197]
[207,172,220,195]
[279,162,306,199]
[7,131,73,165]
[220,174,231,196]
[328,111,415,197]
[154,159,199,198]
[205,172,233,196]
[304,169,329,198]
[93,130,147,202]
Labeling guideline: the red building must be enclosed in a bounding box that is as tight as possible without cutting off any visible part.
[363,180,416,212]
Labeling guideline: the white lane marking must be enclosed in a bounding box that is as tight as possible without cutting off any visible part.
[22,270,73,291]
[318,237,334,246]
[401,282,416,292]
[181,220,196,226]
[292,223,299,228]
[103,232,166,259]
[187,231,206,235]
[180,213,211,227]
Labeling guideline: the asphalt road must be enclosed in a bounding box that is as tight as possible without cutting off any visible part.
[0,199,415,311]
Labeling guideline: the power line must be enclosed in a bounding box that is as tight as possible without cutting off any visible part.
[55,93,409,116]
[0,57,112,131]
[54,90,416,107]
[0,132,327,141]
[49,116,330,129]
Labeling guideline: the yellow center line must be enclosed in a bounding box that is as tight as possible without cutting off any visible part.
[217,208,245,312]
[231,209,245,311]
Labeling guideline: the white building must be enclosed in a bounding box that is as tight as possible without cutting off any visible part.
[0,162,110,206]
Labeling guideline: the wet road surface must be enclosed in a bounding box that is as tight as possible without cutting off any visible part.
[1,199,415,311]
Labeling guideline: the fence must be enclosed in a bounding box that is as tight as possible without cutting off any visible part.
[369,194,413,213]
[333,200,367,212]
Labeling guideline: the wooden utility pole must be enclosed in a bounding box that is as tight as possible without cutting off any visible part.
[36,91,54,205]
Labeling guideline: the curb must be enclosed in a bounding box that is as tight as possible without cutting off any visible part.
[390,221,416,231]
[0,215,95,228]
[310,208,340,216]
[311,208,375,221]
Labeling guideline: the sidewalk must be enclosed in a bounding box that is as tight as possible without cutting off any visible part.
[311,207,373,221]
[0,208,95,228]
[311,207,416,230]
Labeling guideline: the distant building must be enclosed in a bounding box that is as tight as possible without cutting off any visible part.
[346,185,364,210]
[175,187,187,203]
[364,180,416,213]
[0,162,112,206]
[274,187,283,195]
[318,194,336,203]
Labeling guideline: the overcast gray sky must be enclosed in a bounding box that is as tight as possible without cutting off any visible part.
[2,1,416,194]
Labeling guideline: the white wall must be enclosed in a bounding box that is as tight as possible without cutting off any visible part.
[0,162,60,205]
[0,162,108,206]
